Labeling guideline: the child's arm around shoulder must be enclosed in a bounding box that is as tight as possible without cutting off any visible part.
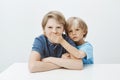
[60,37,86,59]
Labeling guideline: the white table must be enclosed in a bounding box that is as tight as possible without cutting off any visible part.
[0,63,120,80]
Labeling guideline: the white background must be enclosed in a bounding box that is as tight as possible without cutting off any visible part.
[0,0,120,72]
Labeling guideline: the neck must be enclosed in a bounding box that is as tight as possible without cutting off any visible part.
[75,39,85,45]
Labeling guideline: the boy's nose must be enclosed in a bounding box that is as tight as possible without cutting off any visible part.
[72,31,76,34]
[52,29,57,33]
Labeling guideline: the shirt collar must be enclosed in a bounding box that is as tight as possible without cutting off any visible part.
[45,36,59,47]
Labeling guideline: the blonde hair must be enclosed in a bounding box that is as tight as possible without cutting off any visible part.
[42,11,66,29]
[65,17,88,38]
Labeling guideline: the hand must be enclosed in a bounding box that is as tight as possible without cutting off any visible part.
[62,53,70,59]
[70,54,78,59]
[48,33,63,44]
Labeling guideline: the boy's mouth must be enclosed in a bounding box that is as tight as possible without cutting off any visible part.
[72,36,78,39]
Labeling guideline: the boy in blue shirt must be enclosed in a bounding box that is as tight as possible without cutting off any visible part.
[29,11,83,73]
[63,17,94,64]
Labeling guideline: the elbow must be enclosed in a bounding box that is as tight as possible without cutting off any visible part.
[73,54,82,59]
[75,51,86,59]
[29,62,40,73]
[74,60,83,70]
[69,65,83,70]
[67,61,83,70]
[29,64,36,73]
[78,64,83,70]
[75,55,81,59]
[78,60,83,70]
[28,62,46,73]
[75,63,83,70]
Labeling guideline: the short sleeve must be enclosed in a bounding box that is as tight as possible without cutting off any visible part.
[32,37,44,55]
[81,44,93,60]
[77,43,93,64]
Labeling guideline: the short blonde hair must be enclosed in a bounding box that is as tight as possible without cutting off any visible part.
[65,17,88,38]
[42,11,66,29]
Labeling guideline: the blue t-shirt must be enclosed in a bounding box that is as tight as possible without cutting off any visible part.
[32,34,76,59]
[76,42,94,64]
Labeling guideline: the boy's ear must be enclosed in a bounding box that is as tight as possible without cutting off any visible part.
[82,31,86,35]
[83,30,87,37]
[83,32,86,34]
[43,31,45,33]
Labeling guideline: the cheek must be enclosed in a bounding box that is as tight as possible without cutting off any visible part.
[60,27,64,31]
[68,34,73,38]
[44,28,51,33]
[44,30,50,36]
[79,33,84,38]
[45,32,51,37]
[57,30,64,34]
[60,28,64,32]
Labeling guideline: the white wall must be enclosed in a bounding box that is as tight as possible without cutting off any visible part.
[0,0,120,72]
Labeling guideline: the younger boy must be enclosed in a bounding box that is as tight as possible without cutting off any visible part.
[64,17,94,64]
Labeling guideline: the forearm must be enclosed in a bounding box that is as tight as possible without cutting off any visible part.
[50,34,85,58]
[29,61,61,73]
[49,58,83,70]
[60,39,82,58]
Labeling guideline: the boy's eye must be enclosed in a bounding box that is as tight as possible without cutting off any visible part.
[68,30,72,33]
[76,29,80,31]
[57,26,61,29]
[48,26,52,28]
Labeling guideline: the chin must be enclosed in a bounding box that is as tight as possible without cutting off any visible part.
[73,39,79,42]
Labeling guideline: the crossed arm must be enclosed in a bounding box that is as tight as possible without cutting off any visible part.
[29,51,61,73]
[29,51,83,73]
[29,34,85,72]
[42,55,83,70]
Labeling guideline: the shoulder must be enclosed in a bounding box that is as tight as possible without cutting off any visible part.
[35,34,46,42]
[36,34,46,40]
[81,42,94,64]
[84,42,93,48]
[32,34,46,55]
[33,34,47,44]
[77,42,93,50]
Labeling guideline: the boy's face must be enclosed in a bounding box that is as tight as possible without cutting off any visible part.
[67,26,85,42]
[44,18,64,42]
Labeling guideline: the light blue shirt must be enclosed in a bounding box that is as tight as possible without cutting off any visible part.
[76,42,94,64]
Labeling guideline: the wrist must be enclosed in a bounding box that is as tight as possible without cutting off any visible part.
[59,39,66,45]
